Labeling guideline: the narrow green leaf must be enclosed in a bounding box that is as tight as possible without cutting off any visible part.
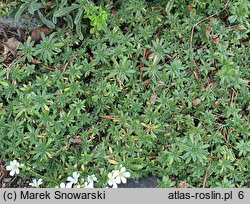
[28,2,44,15]
[54,5,78,17]
[0,81,8,87]
[165,0,174,15]
[74,9,83,40]
[38,10,55,29]
[14,3,29,22]
[65,14,74,29]
[131,164,144,170]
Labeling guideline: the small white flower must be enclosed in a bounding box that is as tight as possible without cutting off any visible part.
[115,166,131,184]
[59,182,72,188]
[29,179,43,188]
[67,172,80,184]
[6,160,21,176]
[87,174,97,183]
[84,181,94,188]
[107,170,119,188]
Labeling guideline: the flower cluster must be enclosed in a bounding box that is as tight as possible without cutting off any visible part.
[6,160,131,188]
[55,172,97,188]
[107,165,131,188]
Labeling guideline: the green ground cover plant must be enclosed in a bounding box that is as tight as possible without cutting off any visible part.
[0,0,249,188]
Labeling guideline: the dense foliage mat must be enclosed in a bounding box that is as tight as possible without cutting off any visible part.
[0,0,249,187]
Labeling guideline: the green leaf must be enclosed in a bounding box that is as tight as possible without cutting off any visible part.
[60,0,68,7]
[0,70,5,77]
[130,164,144,170]
[65,14,74,29]
[74,8,83,40]
[54,5,78,17]
[0,81,8,87]
[28,2,44,15]
[165,0,174,15]
[38,10,55,29]
[14,2,29,22]
[228,16,236,24]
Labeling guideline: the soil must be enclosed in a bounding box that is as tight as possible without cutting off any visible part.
[118,175,158,188]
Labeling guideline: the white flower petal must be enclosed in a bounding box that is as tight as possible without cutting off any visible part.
[38,179,43,185]
[123,172,131,178]
[66,182,73,188]
[114,176,121,184]
[67,177,73,183]
[121,176,127,184]
[112,183,118,188]
[15,168,20,175]
[108,172,113,179]
[60,183,66,188]
[10,170,15,176]
[112,170,119,177]
[84,181,94,188]
[87,174,97,183]
[6,165,12,171]
[73,172,80,179]
[120,167,126,173]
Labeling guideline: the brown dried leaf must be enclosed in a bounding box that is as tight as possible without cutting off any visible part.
[138,61,144,68]
[111,7,117,14]
[211,34,219,44]
[209,17,214,24]
[235,25,246,30]
[224,2,230,9]
[150,92,157,105]
[17,28,26,42]
[30,27,52,42]
[89,53,94,61]
[69,136,82,145]
[3,37,20,56]
[31,58,41,64]
[178,181,188,188]
[0,163,6,174]
[99,115,119,120]
[153,55,158,64]
[188,5,195,13]
[214,100,219,108]
[142,78,151,86]
[207,155,216,161]
[205,25,211,39]
[145,49,153,59]
[148,155,157,160]
[42,64,56,71]
[193,69,199,79]
[192,98,201,106]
